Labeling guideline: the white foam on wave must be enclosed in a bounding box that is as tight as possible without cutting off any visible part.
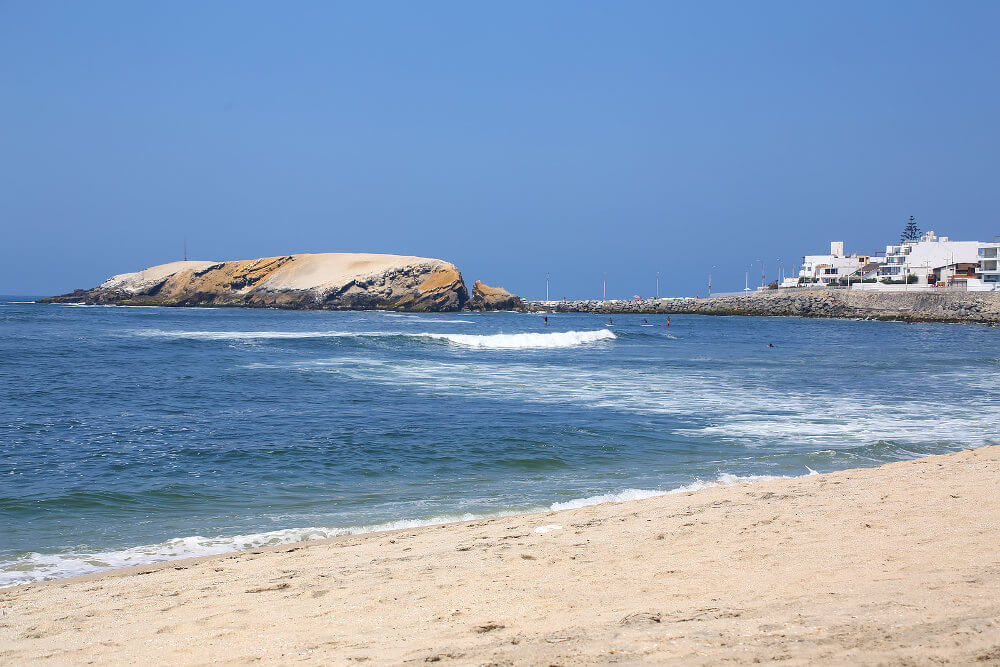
[0,469,793,588]
[0,512,500,589]
[420,330,615,349]
[127,328,616,349]
[276,356,998,449]
[548,472,797,510]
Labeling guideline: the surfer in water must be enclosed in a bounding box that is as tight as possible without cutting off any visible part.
[608,317,614,326]
[643,319,648,325]
[543,315,549,326]
[666,316,671,326]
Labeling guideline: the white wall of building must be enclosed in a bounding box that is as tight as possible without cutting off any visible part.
[978,241,1000,288]
[798,241,879,285]
[878,231,982,284]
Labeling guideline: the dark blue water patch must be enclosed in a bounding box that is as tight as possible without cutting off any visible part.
[1,302,998,585]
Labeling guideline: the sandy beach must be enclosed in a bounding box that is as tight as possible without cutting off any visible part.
[2,447,998,665]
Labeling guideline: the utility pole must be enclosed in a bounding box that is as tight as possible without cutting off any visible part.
[545,273,550,301]
[656,271,660,299]
[183,236,188,262]
[603,272,607,301]
[745,267,750,292]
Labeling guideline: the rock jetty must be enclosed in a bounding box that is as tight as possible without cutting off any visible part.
[528,289,1000,324]
[470,281,524,311]
[42,253,470,311]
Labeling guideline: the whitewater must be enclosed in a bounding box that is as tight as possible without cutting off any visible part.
[128,328,616,349]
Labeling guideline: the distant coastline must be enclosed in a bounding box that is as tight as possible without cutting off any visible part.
[33,254,1000,323]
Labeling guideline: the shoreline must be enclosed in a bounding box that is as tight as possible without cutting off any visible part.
[3,447,998,663]
[0,472,794,590]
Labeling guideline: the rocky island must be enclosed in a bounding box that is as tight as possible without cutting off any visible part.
[41,253,470,312]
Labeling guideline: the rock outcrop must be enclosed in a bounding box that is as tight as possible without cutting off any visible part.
[42,253,469,311]
[526,289,1000,324]
[470,281,523,311]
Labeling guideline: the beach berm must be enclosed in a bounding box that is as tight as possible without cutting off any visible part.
[1,447,998,664]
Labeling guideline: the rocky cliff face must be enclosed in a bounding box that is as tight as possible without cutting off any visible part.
[470,281,523,311]
[42,253,469,311]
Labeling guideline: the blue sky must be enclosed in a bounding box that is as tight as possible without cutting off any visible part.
[2,1,998,298]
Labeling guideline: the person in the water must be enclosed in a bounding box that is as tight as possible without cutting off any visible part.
[543,315,549,326]
[608,317,614,326]
[666,316,671,326]
[643,319,648,324]
[767,343,775,348]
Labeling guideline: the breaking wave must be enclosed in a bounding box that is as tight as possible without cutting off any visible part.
[419,330,615,349]
[128,329,616,349]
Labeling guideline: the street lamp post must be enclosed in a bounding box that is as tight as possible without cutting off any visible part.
[545,273,550,301]
[603,272,607,301]
[708,265,718,297]
[656,271,660,299]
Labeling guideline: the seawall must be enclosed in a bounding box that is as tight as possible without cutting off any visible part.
[527,288,1000,324]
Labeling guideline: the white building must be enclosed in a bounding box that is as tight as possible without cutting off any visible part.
[972,239,1000,290]
[876,231,982,286]
[797,241,880,286]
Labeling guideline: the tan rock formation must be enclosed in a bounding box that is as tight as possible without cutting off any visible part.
[42,253,469,311]
[470,280,523,311]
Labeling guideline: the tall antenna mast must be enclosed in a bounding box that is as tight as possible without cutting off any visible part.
[183,236,188,262]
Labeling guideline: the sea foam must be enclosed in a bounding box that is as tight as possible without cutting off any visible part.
[547,472,805,510]
[418,330,615,349]
[128,329,616,349]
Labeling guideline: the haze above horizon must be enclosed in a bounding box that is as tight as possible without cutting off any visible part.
[2,1,998,298]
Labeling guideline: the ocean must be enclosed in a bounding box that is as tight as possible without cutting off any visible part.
[1,298,997,587]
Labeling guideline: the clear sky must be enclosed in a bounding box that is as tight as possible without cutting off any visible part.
[2,1,998,298]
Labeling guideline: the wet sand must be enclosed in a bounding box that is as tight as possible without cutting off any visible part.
[2,447,998,665]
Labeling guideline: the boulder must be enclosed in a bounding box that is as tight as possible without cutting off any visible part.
[470,281,523,311]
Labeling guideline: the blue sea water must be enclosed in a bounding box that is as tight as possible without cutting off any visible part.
[1,298,997,587]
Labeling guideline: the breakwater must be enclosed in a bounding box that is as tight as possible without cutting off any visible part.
[527,289,1000,324]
